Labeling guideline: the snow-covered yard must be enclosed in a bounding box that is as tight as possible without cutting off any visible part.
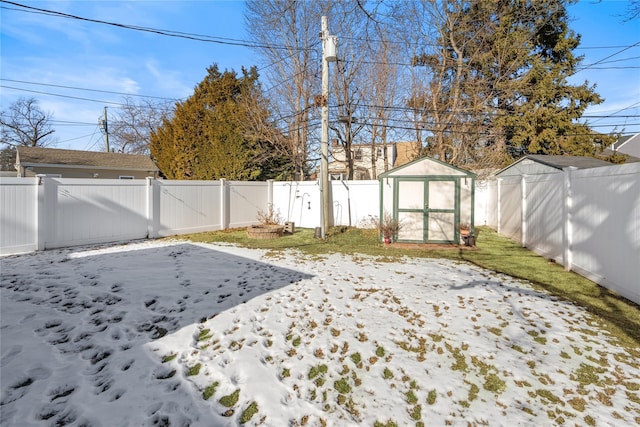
[1,240,638,426]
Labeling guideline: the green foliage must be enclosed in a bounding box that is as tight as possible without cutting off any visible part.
[150,64,290,180]
[410,0,613,168]
[0,146,16,172]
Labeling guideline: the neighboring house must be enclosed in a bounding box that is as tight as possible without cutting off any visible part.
[15,146,160,179]
[604,133,640,161]
[329,141,421,180]
[494,154,612,177]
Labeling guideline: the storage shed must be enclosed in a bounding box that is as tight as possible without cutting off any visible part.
[495,154,611,177]
[378,156,476,244]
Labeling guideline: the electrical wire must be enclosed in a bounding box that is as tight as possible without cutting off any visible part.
[1,1,315,51]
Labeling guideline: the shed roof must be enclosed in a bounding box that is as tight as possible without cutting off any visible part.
[378,155,476,178]
[16,146,159,171]
[496,155,611,176]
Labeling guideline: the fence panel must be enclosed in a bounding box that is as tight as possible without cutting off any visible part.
[499,177,522,241]
[525,173,564,263]
[228,181,269,229]
[154,180,222,237]
[272,181,320,229]
[569,164,639,304]
[0,178,38,255]
[331,180,379,227]
[43,178,148,249]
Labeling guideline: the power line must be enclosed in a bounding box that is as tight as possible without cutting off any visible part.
[0,85,127,106]
[0,79,179,101]
[1,1,314,52]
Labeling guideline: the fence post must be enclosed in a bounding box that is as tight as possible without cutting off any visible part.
[563,167,577,271]
[220,179,227,230]
[267,179,274,207]
[36,176,46,251]
[497,178,502,234]
[146,177,155,238]
[521,175,527,247]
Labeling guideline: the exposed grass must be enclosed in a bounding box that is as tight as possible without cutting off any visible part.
[180,226,639,349]
[240,401,258,424]
[219,389,240,407]
[161,353,177,363]
[187,363,202,376]
[202,381,219,400]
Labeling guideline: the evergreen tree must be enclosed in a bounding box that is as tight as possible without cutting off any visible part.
[150,65,290,180]
[408,0,613,167]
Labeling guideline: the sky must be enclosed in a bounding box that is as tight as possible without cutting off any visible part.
[1,238,639,426]
[0,0,639,152]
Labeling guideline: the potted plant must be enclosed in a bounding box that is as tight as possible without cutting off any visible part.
[458,223,471,236]
[376,211,401,244]
[247,204,285,239]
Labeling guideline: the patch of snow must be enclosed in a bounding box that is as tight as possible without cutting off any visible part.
[1,240,638,426]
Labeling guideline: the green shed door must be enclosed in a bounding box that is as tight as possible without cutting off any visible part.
[396,178,458,243]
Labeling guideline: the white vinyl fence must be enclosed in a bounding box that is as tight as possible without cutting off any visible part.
[3,171,636,305]
[1,177,379,255]
[0,177,267,255]
[483,163,640,305]
[272,180,379,229]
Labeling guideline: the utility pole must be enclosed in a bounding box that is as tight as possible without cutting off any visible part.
[99,106,110,152]
[320,16,337,238]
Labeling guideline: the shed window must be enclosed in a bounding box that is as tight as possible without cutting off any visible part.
[354,149,362,160]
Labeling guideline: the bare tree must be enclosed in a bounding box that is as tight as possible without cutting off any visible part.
[362,31,401,176]
[624,0,640,21]
[245,0,324,180]
[0,97,56,147]
[109,97,172,155]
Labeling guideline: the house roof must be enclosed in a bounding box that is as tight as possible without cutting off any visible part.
[495,155,612,176]
[613,133,638,150]
[16,146,159,171]
[524,154,612,169]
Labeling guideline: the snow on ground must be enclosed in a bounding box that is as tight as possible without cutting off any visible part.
[1,239,638,427]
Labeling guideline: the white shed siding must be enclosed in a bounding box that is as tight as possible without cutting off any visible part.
[525,173,564,263]
[498,177,522,241]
